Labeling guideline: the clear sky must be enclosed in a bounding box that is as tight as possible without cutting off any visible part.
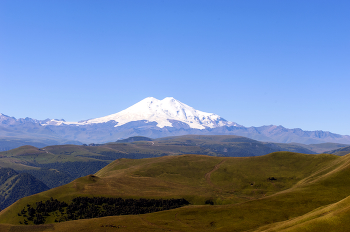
[1,0,349,135]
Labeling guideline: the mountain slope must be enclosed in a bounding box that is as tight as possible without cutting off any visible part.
[2,152,350,231]
[0,168,49,210]
[1,97,350,145]
[0,134,343,218]
[0,134,319,189]
[254,194,350,232]
[79,97,236,129]
[325,146,350,156]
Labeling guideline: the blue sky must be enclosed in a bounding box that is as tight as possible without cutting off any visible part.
[1,0,349,135]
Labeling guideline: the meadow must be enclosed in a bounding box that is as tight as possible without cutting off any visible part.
[1,151,350,231]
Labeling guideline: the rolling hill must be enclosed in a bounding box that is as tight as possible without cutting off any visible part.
[325,146,350,156]
[0,134,335,188]
[0,134,348,227]
[0,134,346,189]
[1,151,350,231]
[0,168,49,210]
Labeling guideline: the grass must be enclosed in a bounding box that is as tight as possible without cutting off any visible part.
[0,145,96,170]
[1,152,350,231]
[2,135,347,173]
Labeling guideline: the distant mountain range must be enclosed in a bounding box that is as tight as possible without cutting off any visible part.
[1,97,350,149]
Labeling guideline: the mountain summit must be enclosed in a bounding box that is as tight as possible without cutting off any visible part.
[80,97,235,129]
[1,97,350,145]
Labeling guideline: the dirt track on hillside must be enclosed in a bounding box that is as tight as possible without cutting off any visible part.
[205,160,225,188]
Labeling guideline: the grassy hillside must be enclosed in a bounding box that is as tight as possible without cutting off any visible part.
[0,145,109,189]
[254,194,350,232]
[0,135,341,173]
[1,152,350,231]
[153,135,318,155]
[325,146,350,156]
[0,135,324,190]
[0,135,349,231]
[0,135,323,169]
[0,137,82,152]
[295,142,349,154]
[0,168,49,210]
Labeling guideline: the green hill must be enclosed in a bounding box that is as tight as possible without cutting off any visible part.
[0,135,323,190]
[0,134,349,231]
[254,194,350,232]
[116,136,153,143]
[0,137,82,152]
[0,145,109,189]
[0,168,49,210]
[325,146,350,156]
[1,152,350,231]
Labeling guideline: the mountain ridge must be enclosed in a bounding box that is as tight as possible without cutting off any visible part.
[1,97,350,146]
[0,167,49,210]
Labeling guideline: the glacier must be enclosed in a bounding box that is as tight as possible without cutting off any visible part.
[53,97,236,129]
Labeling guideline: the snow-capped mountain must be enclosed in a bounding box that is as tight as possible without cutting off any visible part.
[78,97,236,129]
[40,97,238,129]
[1,97,350,146]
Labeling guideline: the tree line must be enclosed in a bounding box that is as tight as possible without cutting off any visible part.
[18,196,189,225]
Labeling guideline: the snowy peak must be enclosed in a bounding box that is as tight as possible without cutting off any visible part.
[84,97,234,129]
